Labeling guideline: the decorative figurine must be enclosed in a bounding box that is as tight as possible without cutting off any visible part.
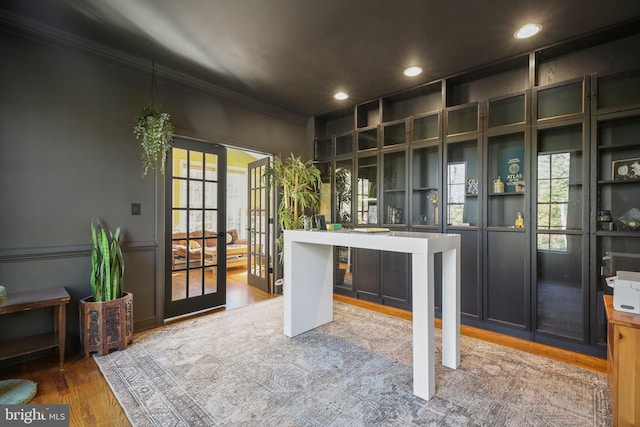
[493,176,504,193]
[515,212,524,228]
[429,190,438,225]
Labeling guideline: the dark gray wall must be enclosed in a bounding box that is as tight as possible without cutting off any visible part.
[0,27,307,349]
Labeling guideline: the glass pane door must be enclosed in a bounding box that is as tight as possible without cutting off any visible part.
[247,157,271,293]
[166,139,226,318]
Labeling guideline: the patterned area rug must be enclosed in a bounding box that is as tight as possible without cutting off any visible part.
[94,298,611,426]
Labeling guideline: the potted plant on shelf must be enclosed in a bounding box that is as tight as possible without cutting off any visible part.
[79,220,133,356]
[133,105,174,177]
[265,153,322,260]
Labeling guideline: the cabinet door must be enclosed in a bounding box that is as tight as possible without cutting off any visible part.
[536,234,583,338]
[356,156,378,225]
[334,159,353,225]
[382,150,407,226]
[317,161,332,220]
[334,246,354,293]
[487,231,527,326]
[486,132,525,228]
[616,325,640,426]
[411,145,439,227]
[354,249,380,302]
[381,252,411,310]
[446,139,479,227]
[535,122,586,340]
[454,229,481,318]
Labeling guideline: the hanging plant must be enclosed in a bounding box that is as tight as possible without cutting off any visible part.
[133,105,174,176]
[133,60,174,177]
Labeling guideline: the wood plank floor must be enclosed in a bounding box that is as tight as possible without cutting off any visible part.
[1,273,605,427]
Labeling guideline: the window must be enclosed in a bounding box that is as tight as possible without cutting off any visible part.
[447,162,466,225]
[537,153,570,251]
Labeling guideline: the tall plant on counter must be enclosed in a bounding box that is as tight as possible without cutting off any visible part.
[265,154,322,257]
[133,60,174,177]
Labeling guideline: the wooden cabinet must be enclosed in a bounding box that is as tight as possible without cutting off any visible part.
[605,295,640,426]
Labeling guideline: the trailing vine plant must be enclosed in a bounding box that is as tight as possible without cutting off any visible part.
[133,105,174,176]
[133,61,174,177]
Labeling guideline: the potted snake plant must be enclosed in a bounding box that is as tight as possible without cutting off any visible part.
[79,219,133,356]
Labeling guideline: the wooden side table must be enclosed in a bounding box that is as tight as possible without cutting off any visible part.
[0,287,70,369]
[604,294,640,427]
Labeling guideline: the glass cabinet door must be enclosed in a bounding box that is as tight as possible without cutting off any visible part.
[535,123,585,340]
[383,121,406,147]
[317,161,332,221]
[316,137,332,160]
[487,132,526,228]
[446,139,479,227]
[536,125,583,231]
[412,145,439,226]
[382,150,406,225]
[335,132,353,157]
[358,128,378,151]
[334,159,353,225]
[356,156,378,225]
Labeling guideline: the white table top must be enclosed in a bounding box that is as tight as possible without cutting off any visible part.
[284,229,460,254]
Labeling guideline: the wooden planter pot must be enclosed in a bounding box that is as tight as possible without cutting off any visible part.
[79,292,133,356]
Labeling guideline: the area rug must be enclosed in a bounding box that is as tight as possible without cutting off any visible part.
[94,298,611,426]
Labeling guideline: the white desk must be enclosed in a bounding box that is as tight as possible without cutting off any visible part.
[283,229,460,401]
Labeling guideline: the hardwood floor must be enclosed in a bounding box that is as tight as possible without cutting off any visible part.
[1,275,605,427]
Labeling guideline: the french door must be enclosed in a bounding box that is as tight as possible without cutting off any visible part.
[165,138,227,318]
[247,157,272,293]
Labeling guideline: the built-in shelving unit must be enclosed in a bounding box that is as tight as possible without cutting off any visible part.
[313,27,640,355]
[591,67,640,348]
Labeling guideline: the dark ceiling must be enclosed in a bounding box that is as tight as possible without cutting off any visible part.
[3,0,640,117]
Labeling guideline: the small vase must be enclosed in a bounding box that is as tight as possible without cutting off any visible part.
[493,176,505,194]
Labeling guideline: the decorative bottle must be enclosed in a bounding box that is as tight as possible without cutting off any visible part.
[515,212,524,228]
[493,176,504,193]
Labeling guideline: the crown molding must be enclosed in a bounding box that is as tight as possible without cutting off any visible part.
[0,9,307,126]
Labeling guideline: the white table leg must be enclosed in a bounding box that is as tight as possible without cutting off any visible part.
[441,246,460,369]
[284,241,334,337]
[412,252,435,400]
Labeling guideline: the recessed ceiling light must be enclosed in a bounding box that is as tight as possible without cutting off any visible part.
[514,23,542,39]
[334,91,348,100]
[403,66,423,77]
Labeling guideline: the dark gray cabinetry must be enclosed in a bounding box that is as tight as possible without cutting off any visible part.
[313,29,640,356]
[591,68,640,346]
[353,250,411,311]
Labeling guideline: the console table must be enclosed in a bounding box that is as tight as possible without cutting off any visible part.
[283,230,460,401]
[0,287,70,369]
